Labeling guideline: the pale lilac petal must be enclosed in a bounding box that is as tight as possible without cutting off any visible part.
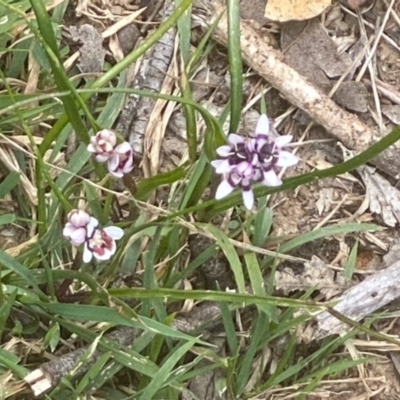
[69,210,90,227]
[121,154,134,173]
[108,154,119,172]
[262,170,282,186]
[98,129,117,146]
[86,217,99,237]
[83,244,93,263]
[63,224,76,236]
[255,114,270,136]
[87,143,96,153]
[94,154,110,163]
[216,145,233,157]
[227,134,245,145]
[236,161,253,176]
[275,135,293,147]
[69,228,87,245]
[212,159,232,174]
[276,151,299,167]
[242,189,254,210]
[115,141,132,154]
[215,180,235,200]
[103,226,124,240]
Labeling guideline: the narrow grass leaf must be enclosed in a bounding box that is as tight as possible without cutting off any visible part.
[237,312,268,394]
[227,0,243,133]
[206,224,246,293]
[253,207,273,247]
[109,287,323,309]
[0,249,39,289]
[0,290,16,341]
[344,239,358,280]
[264,223,380,266]
[39,303,208,345]
[139,340,196,400]
[0,347,29,378]
[0,213,15,225]
[0,171,20,197]
[219,301,238,356]
[135,166,188,201]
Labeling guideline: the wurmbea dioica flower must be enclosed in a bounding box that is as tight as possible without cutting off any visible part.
[63,209,124,263]
[108,142,134,178]
[83,223,124,263]
[63,209,94,246]
[87,130,133,177]
[211,114,299,210]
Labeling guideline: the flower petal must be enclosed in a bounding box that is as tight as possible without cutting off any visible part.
[115,141,132,154]
[212,159,232,174]
[242,189,254,210]
[63,223,76,236]
[83,244,93,263]
[94,154,110,163]
[215,179,235,200]
[276,151,299,167]
[103,226,124,240]
[69,228,87,246]
[108,154,119,172]
[216,145,233,157]
[255,114,270,136]
[275,135,293,148]
[262,170,282,186]
[86,217,99,238]
[227,133,245,145]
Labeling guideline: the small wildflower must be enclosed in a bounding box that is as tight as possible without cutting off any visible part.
[108,142,134,178]
[63,209,97,246]
[211,114,299,210]
[87,129,117,162]
[83,225,124,263]
[63,209,124,263]
[87,130,134,177]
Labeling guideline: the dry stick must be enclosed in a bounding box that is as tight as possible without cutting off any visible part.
[24,302,222,396]
[315,259,400,339]
[192,0,400,179]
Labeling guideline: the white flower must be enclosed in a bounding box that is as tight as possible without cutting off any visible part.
[87,129,117,162]
[83,225,124,263]
[211,114,299,210]
[87,130,134,178]
[63,209,97,246]
[107,142,134,178]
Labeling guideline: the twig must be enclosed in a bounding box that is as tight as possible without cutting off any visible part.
[192,0,400,179]
[315,259,400,339]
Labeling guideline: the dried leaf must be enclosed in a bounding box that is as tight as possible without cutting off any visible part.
[360,166,400,227]
[69,24,105,74]
[265,0,331,22]
[275,256,350,300]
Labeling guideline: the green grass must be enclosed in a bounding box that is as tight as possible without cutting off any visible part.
[0,0,397,399]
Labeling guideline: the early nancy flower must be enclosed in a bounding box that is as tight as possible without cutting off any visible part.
[87,129,117,162]
[83,225,124,263]
[211,114,299,210]
[87,130,134,177]
[108,142,134,178]
[253,115,299,187]
[63,209,97,246]
[211,134,252,174]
